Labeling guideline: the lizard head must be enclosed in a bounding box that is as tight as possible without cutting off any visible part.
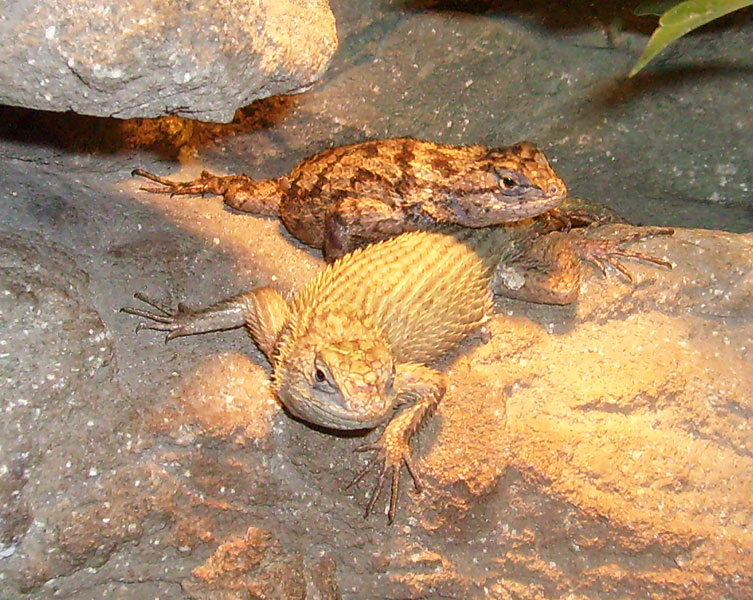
[443,141,568,227]
[273,318,396,430]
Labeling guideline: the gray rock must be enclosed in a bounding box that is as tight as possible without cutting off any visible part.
[1,0,752,596]
[0,233,140,594]
[0,0,338,122]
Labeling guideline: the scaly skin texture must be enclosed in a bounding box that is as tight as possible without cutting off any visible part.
[133,137,568,260]
[134,138,670,305]
[123,229,507,522]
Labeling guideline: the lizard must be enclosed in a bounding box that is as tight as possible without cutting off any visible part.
[487,196,673,305]
[123,228,511,523]
[132,137,568,260]
[133,138,672,304]
[122,224,673,523]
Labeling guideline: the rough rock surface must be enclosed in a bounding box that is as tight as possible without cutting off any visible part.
[2,196,752,598]
[0,233,139,593]
[1,0,752,597]
[0,0,338,122]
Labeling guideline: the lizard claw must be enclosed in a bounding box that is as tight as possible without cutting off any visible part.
[132,168,213,197]
[121,293,190,341]
[133,292,172,315]
[576,226,674,282]
[352,442,380,453]
[346,437,423,524]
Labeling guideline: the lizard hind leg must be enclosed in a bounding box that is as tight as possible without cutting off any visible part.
[132,168,282,217]
[346,362,445,523]
[121,287,290,359]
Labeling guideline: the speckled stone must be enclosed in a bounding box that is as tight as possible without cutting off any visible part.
[0,0,338,122]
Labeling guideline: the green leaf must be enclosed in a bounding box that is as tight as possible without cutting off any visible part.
[630,0,753,76]
[635,0,685,17]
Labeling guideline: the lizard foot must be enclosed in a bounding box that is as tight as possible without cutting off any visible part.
[346,434,423,524]
[577,227,674,282]
[544,197,628,232]
[132,168,220,196]
[121,292,202,341]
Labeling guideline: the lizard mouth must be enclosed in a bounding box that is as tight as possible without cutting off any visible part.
[457,189,566,227]
[449,188,564,228]
[284,393,390,431]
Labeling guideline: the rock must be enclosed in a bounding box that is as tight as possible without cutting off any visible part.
[0,0,338,122]
[183,526,340,599]
[1,199,752,598]
[0,233,138,593]
[118,225,752,599]
[0,0,752,590]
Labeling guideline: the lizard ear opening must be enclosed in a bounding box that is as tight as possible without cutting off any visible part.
[312,355,338,394]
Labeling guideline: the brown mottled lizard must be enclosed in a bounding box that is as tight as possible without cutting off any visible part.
[133,137,568,260]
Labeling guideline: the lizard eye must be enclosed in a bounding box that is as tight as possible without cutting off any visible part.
[312,356,337,394]
[493,167,530,194]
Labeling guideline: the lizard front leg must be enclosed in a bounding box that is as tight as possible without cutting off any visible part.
[323,196,424,262]
[132,168,282,217]
[348,362,445,523]
[493,227,673,305]
[121,287,290,360]
[548,195,628,230]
